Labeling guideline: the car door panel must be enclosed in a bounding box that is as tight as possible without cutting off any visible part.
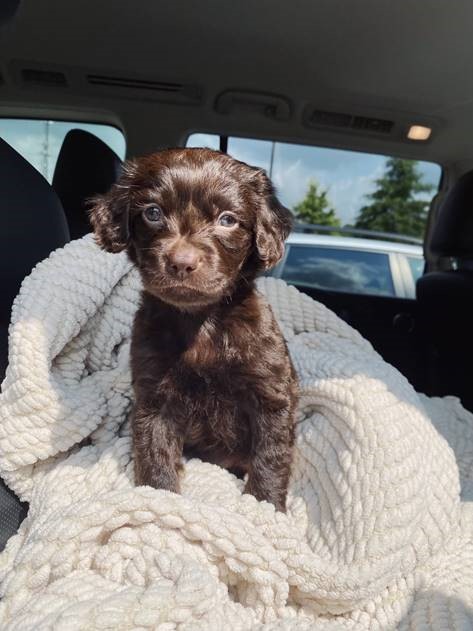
[288,284,427,392]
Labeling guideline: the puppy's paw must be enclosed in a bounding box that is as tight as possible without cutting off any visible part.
[135,467,181,494]
[243,479,286,513]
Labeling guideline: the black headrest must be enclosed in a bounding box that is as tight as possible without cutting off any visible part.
[430,169,473,258]
[52,129,122,240]
[0,138,69,376]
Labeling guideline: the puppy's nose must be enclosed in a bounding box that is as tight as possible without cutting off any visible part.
[166,247,202,277]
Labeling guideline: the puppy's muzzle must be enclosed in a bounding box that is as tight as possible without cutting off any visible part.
[165,244,203,280]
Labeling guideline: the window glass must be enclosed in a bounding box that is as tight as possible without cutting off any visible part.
[186,133,441,243]
[186,133,220,151]
[280,245,395,296]
[0,118,126,182]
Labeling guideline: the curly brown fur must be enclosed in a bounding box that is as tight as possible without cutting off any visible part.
[89,148,298,512]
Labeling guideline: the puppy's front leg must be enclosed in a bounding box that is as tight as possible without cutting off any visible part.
[245,409,294,513]
[132,404,183,493]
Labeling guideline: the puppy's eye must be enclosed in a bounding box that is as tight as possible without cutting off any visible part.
[143,206,163,223]
[217,213,238,228]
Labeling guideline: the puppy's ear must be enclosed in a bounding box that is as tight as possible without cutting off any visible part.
[251,169,293,270]
[88,160,137,253]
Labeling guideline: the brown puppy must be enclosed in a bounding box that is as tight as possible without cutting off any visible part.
[90,148,298,512]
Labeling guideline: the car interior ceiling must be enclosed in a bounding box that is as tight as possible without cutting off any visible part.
[1,0,473,544]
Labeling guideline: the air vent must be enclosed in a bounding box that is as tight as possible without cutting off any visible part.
[87,74,202,104]
[306,108,394,135]
[351,115,393,134]
[89,74,181,92]
[21,68,68,87]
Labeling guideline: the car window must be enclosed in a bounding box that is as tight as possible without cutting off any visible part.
[186,133,220,152]
[0,118,126,182]
[280,245,395,296]
[187,133,441,244]
[406,256,424,283]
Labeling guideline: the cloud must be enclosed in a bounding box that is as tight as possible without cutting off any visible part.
[272,154,385,224]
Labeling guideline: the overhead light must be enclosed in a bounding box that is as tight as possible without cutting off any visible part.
[407,125,432,141]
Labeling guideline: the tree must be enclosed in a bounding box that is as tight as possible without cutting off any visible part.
[293,180,341,227]
[354,158,433,238]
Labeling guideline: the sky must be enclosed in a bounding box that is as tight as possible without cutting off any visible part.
[187,133,442,226]
[0,120,441,228]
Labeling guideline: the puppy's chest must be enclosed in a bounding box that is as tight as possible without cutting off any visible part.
[159,329,253,401]
[157,320,250,375]
[177,370,254,452]
[156,326,256,446]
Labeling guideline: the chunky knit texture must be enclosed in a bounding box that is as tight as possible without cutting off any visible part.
[0,235,472,630]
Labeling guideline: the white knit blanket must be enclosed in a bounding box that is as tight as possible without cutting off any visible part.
[0,235,473,631]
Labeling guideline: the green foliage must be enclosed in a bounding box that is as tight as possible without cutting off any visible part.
[354,158,433,238]
[293,180,341,227]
